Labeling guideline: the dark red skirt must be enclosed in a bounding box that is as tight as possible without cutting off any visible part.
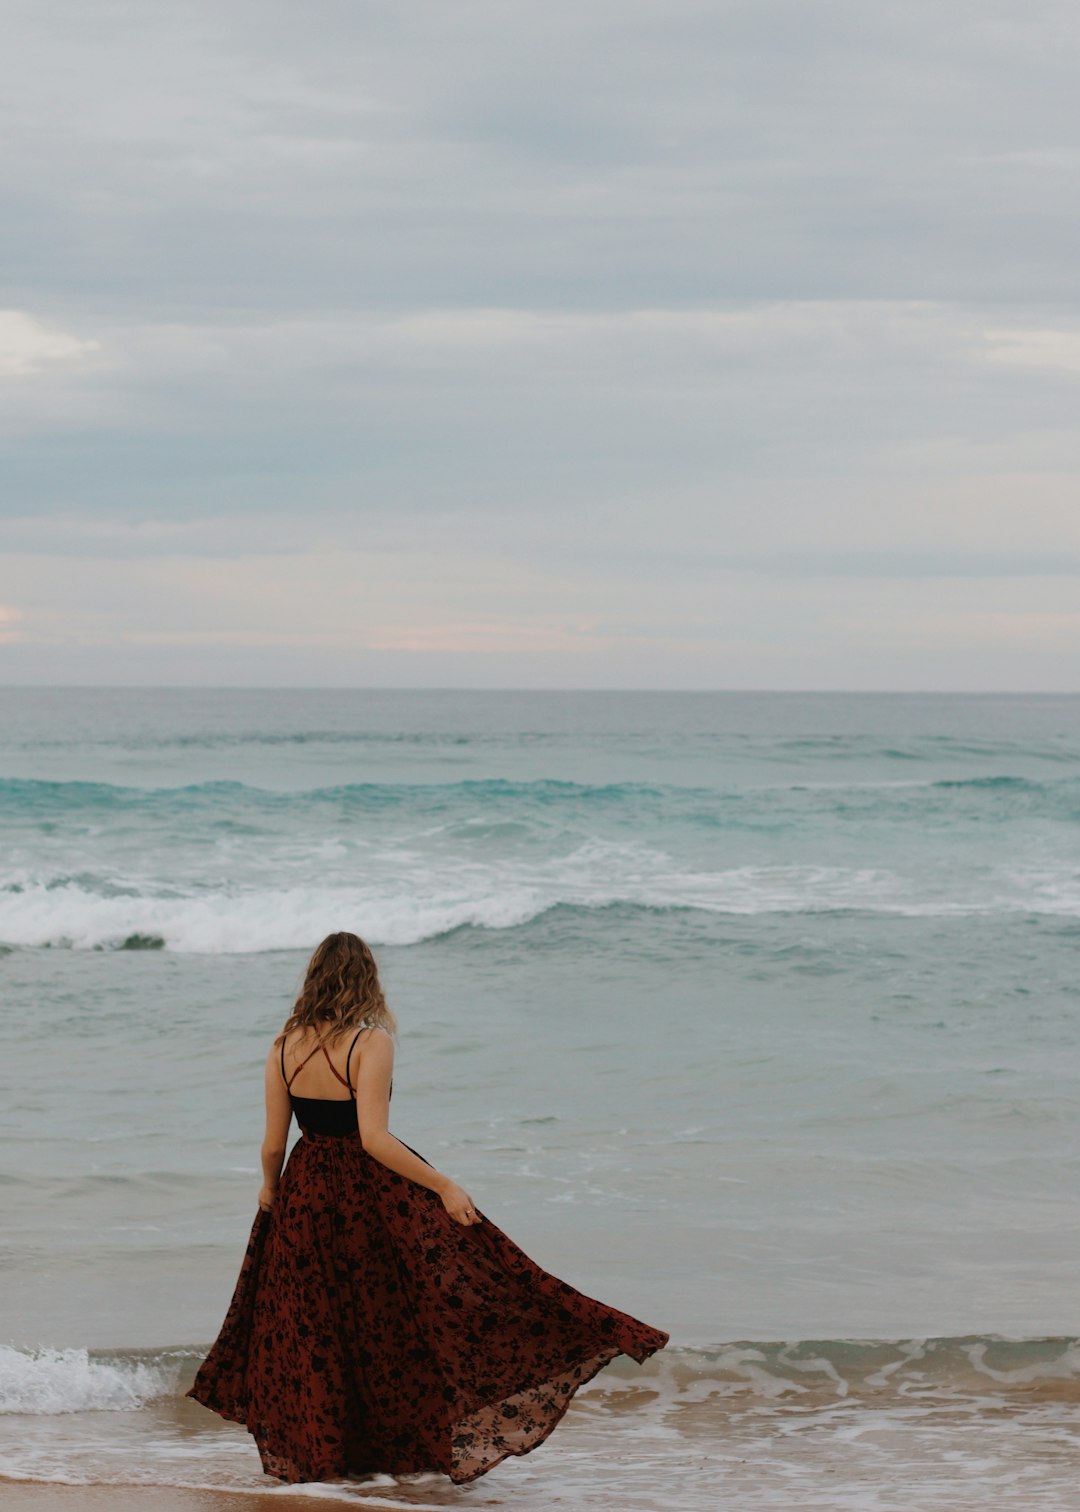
[187,1129,669,1484]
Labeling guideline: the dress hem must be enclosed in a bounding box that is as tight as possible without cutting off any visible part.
[446,1336,666,1485]
[186,1333,668,1487]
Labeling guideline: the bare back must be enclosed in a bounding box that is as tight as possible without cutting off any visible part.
[280,1025,376,1101]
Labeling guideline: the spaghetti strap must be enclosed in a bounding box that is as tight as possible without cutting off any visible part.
[282,1031,361,1094]
[319,1043,351,1091]
[280,1021,383,1099]
[343,1025,368,1096]
[283,1037,328,1093]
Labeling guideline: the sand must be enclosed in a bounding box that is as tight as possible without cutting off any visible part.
[0,1489,418,1512]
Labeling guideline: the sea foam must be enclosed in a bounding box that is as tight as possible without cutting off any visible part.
[3,860,1080,952]
[0,880,550,951]
[0,1345,168,1414]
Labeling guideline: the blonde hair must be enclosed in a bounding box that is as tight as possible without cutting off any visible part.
[275,931,398,1046]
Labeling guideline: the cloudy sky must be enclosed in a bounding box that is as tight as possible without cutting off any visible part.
[3,0,1080,689]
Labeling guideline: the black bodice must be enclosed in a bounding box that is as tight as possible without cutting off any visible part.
[290,1095,360,1136]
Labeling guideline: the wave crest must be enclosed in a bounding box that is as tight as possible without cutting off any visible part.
[3,860,1080,953]
[5,1337,1080,1418]
[0,1346,169,1415]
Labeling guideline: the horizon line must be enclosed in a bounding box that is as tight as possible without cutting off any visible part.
[2,684,1079,697]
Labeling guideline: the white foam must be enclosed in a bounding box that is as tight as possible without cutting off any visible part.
[964,1338,1080,1384]
[0,1345,167,1414]
[0,880,548,952]
[3,849,1080,952]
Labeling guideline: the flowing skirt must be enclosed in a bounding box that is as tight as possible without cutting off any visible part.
[186,1130,669,1484]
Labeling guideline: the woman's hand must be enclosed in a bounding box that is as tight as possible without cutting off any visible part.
[258,1183,277,1213]
[439,1178,481,1226]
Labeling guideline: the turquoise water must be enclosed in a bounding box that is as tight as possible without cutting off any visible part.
[2,688,1079,1506]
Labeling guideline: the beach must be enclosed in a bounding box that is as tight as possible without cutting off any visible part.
[4,1492,328,1512]
[2,687,1080,1508]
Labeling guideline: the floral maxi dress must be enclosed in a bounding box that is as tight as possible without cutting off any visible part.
[186,1048,669,1485]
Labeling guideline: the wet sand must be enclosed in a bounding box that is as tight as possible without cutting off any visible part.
[0,1481,511,1505]
[1,1492,333,1512]
[0,1488,483,1512]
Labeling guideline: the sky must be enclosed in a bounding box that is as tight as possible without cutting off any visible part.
[3,0,1080,690]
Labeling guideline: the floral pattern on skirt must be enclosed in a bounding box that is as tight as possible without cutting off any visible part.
[186,1129,669,1484]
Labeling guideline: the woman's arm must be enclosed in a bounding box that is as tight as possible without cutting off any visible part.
[355,1027,481,1226]
[258,1043,293,1211]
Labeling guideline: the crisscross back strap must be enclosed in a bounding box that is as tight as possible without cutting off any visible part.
[281,1036,353,1093]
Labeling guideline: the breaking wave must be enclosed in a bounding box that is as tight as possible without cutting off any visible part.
[0,1346,172,1415]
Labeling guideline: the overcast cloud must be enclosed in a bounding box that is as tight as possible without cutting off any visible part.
[3,0,1080,688]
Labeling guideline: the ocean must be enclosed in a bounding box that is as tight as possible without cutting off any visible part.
[1,687,1079,1509]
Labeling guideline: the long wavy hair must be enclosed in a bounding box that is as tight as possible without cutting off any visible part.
[275,932,398,1046]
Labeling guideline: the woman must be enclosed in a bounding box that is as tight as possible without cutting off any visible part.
[187,931,669,1486]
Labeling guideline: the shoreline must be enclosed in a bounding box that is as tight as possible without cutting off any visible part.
[0,1483,452,1511]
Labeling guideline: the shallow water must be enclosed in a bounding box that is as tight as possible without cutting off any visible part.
[2,688,1080,1506]
[2,1338,1080,1509]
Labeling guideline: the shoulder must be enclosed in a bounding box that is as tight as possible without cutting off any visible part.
[350,1021,393,1050]
[269,1028,295,1063]
[351,1022,394,1062]
[344,1014,392,1041]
